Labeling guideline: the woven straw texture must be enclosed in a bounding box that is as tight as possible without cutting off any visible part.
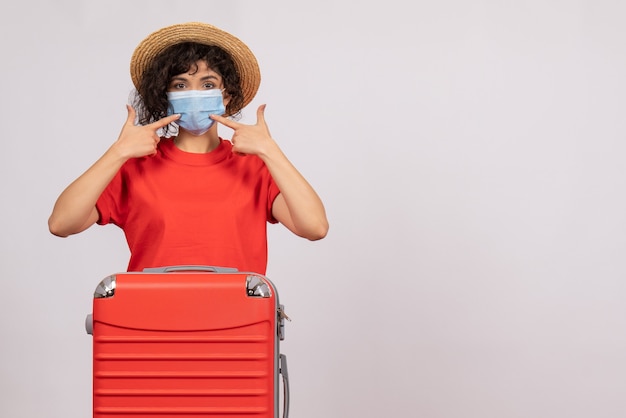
[130,22,261,111]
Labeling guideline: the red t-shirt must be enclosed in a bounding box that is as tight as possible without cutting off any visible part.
[96,138,280,273]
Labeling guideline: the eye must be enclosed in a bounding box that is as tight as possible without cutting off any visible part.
[202,82,216,89]
[173,82,186,89]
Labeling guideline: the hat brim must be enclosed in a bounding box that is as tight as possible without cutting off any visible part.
[130,22,261,112]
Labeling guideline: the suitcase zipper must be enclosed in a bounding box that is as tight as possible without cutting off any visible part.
[278,306,291,322]
[278,305,290,341]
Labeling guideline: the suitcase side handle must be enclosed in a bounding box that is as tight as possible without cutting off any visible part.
[142,265,239,273]
[280,354,290,418]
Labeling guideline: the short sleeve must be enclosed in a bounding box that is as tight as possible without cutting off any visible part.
[96,168,124,226]
[266,173,281,224]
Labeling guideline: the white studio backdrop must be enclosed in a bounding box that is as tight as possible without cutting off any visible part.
[1,1,626,417]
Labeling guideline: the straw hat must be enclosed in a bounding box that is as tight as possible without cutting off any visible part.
[130,22,261,110]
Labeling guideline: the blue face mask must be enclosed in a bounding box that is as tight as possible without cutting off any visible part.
[166,89,226,136]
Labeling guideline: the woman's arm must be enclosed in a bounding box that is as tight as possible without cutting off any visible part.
[211,105,329,240]
[48,106,180,237]
[261,144,328,241]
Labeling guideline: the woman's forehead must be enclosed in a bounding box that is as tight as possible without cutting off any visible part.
[174,60,222,79]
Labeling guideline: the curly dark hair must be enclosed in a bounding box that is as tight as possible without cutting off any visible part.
[131,42,243,133]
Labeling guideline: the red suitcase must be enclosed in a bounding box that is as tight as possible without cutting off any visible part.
[85,265,290,418]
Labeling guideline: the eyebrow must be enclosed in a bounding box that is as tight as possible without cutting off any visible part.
[170,75,219,82]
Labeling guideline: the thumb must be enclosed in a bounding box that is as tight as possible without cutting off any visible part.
[125,105,137,126]
[256,104,267,125]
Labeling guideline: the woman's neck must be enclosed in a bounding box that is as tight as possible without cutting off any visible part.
[173,129,221,153]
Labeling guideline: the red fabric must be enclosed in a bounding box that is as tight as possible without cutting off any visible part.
[96,138,280,274]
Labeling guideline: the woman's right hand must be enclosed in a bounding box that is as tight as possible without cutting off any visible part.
[112,105,180,159]
[48,106,181,237]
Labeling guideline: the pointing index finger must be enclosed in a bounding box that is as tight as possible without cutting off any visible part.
[149,113,181,129]
[211,114,239,129]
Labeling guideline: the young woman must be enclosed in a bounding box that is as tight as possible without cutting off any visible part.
[48,22,328,274]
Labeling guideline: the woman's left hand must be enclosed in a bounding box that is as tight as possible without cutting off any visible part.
[212,104,328,241]
[210,104,276,157]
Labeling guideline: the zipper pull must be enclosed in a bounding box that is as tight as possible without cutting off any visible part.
[278,306,292,322]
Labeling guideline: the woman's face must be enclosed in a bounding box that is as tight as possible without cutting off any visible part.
[167,60,230,106]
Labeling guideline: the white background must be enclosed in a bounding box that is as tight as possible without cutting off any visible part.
[2,1,626,417]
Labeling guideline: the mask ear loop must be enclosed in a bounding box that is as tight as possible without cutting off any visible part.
[163,96,180,138]
[220,88,232,117]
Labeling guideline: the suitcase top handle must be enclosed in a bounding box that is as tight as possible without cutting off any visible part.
[142,265,239,273]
